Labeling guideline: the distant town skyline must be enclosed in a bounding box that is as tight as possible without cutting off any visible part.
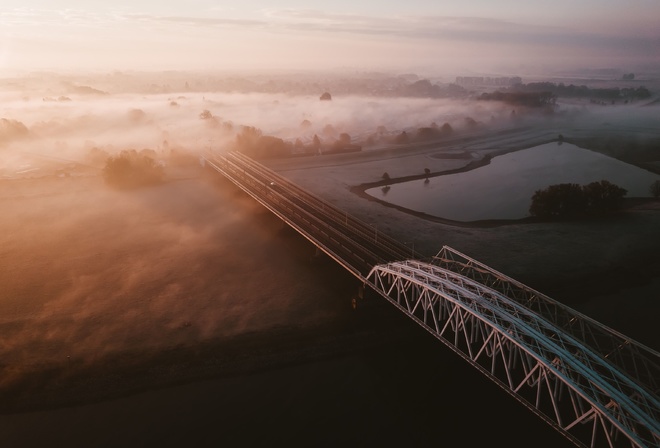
[1,0,659,75]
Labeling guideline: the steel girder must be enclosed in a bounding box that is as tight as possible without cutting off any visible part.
[431,246,659,396]
[366,256,660,448]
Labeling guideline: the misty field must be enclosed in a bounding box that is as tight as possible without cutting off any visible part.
[1,72,659,448]
[0,168,376,406]
[0,166,577,448]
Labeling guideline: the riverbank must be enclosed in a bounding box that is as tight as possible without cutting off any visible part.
[263,125,660,347]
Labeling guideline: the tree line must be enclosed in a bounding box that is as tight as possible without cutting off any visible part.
[509,82,651,101]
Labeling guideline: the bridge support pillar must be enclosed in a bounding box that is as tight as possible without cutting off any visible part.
[351,283,366,310]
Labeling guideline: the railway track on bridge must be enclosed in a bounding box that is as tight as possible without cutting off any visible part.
[203,150,414,277]
[203,150,659,448]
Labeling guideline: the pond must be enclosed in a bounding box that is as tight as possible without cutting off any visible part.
[365,142,660,222]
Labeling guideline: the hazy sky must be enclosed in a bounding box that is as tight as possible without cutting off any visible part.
[1,0,659,75]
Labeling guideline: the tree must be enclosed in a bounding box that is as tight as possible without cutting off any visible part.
[233,126,291,158]
[312,134,321,152]
[103,150,164,189]
[583,180,627,213]
[464,117,478,128]
[529,183,586,219]
[254,135,290,158]
[393,131,409,144]
[322,124,337,138]
[0,118,29,143]
[127,108,146,123]
[234,126,262,152]
[440,123,453,135]
[415,127,439,141]
[199,109,213,120]
[650,180,660,199]
[320,92,332,101]
[530,180,627,219]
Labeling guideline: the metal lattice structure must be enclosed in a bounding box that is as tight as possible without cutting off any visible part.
[366,246,660,448]
[205,151,659,448]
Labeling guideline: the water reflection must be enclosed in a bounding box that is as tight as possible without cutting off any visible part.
[365,142,660,222]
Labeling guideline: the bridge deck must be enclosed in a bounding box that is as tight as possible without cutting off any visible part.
[203,150,414,277]
[203,150,660,448]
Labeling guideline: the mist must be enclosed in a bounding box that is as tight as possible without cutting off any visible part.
[1,68,658,396]
[0,159,353,390]
[0,73,536,178]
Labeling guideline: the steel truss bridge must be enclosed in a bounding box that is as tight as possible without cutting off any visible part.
[202,150,660,448]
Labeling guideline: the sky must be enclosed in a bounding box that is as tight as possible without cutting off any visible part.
[1,0,659,75]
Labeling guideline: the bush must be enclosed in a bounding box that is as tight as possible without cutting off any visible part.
[529,180,627,219]
[650,180,660,199]
[233,126,291,159]
[393,131,409,144]
[583,180,627,212]
[103,150,164,189]
[529,183,585,219]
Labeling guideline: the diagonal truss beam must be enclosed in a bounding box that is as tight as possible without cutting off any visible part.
[204,151,659,448]
[367,257,660,448]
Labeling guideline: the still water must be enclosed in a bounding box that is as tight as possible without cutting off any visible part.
[366,142,660,222]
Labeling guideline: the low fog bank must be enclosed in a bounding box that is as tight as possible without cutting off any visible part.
[1,69,659,408]
[0,92,511,177]
[0,172,362,397]
[2,70,658,178]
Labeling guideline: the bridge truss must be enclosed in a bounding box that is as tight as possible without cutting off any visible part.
[204,150,659,448]
[366,246,659,448]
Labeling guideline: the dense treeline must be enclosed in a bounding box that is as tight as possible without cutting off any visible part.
[509,82,651,101]
[399,79,468,99]
[529,180,627,219]
[478,91,556,108]
[479,82,651,108]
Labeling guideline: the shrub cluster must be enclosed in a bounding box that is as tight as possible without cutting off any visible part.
[529,180,627,219]
[233,126,291,159]
[103,149,164,189]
